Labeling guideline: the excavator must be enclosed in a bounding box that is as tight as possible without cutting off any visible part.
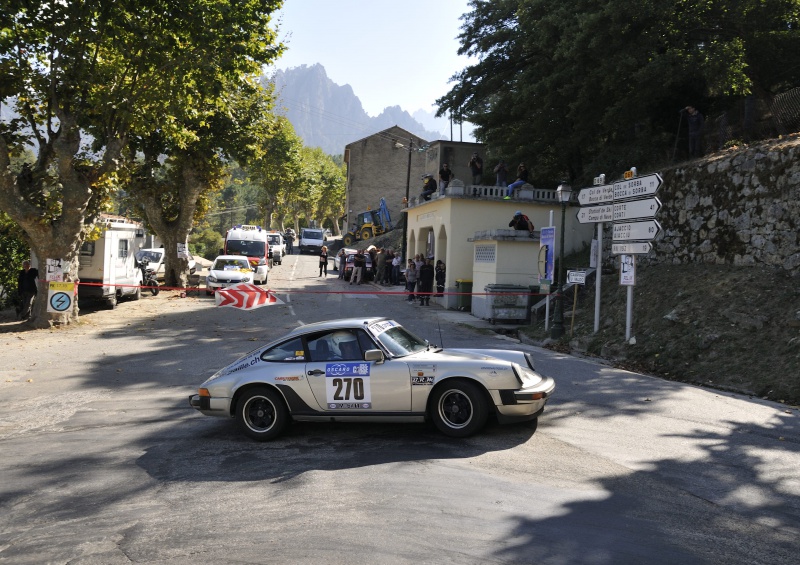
[342,198,393,247]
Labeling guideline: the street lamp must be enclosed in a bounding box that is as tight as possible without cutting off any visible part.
[550,182,573,339]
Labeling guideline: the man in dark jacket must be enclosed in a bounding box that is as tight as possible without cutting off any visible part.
[351,250,366,285]
[417,258,435,306]
[509,210,535,237]
[420,174,437,201]
[17,260,39,320]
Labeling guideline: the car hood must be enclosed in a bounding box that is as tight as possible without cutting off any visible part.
[209,268,253,279]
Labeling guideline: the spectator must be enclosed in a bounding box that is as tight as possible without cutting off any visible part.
[468,152,483,185]
[318,246,328,277]
[17,259,39,320]
[494,160,508,187]
[684,105,705,157]
[414,254,424,270]
[391,252,403,285]
[383,249,394,285]
[284,229,294,254]
[337,249,347,279]
[418,258,435,306]
[375,247,387,285]
[505,163,529,199]
[509,210,535,237]
[435,260,446,297]
[420,174,437,201]
[351,250,366,285]
[438,163,453,193]
[404,259,417,303]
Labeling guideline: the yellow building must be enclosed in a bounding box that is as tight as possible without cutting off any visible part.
[405,179,594,313]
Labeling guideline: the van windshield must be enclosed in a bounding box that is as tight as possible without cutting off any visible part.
[226,240,265,256]
[302,230,323,239]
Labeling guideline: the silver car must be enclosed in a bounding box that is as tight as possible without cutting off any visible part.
[189,318,555,440]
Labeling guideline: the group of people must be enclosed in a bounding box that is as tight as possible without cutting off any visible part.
[403,254,446,306]
[419,152,531,202]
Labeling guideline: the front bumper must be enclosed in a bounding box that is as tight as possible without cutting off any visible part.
[495,375,555,423]
[189,394,232,416]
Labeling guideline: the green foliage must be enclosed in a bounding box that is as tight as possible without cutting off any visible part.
[438,0,800,185]
[190,227,225,260]
[0,212,29,309]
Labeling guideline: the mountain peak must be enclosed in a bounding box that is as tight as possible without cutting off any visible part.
[269,65,445,154]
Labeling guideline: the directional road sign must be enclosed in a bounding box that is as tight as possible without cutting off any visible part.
[612,219,662,241]
[576,204,613,224]
[611,242,653,255]
[567,270,587,285]
[613,197,662,221]
[577,184,614,206]
[613,173,662,201]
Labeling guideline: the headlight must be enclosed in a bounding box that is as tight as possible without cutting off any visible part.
[207,275,218,283]
[242,276,251,282]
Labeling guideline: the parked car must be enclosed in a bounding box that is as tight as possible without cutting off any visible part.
[205,255,259,295]
[343,252,374,281]
[189,317,555,441]
[135,248,196,279]
[333,248,357,271]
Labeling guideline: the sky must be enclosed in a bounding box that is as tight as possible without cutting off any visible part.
[271,0,474,118]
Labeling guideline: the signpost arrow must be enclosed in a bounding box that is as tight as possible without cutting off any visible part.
[613,197,662,221]
[611,242,653,255]
[577,184,614,206]
[612,219,662,241]
[576,204,613,224]
[613,173,662,200]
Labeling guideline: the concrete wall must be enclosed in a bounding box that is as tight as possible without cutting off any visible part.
[423,141,486,185]
[614,136,800,274]
[344,126,427,232]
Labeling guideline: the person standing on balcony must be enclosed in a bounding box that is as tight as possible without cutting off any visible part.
[505,163,529,199]
[468,152,483,185]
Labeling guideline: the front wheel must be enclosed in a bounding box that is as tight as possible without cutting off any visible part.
[149,280,159,296]
[342,234,355,247]
[235,387,289,441]
[430,380,488,438]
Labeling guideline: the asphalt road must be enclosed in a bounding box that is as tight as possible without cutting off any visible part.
[0,251,798,564]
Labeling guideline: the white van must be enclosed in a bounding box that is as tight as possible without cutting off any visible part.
[266,231,286,264]
[299,228,326,254]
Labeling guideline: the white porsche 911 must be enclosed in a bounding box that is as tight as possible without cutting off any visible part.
[189,317,555,440]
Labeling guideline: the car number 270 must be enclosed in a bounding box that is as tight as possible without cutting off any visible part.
[332,377,364,400]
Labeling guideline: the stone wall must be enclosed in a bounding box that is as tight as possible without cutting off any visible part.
[621,135,800,274]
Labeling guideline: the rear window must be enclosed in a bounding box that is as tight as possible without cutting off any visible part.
[302,230,324,239]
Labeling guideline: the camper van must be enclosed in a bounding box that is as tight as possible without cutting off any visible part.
[223,224,271,284]
[78,216,144,308]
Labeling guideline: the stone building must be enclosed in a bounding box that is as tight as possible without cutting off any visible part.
[343,126,428,234]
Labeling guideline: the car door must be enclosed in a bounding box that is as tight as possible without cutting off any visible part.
[304,329,411,412]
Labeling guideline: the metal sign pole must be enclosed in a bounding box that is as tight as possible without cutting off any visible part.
[626,284,634,341]
[544,210,554,331]
[594,221,602,333]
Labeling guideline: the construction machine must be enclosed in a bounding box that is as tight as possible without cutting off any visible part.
[342,198,393,246]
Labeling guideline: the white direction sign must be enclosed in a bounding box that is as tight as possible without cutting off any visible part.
[612,219,662,241]
[611,242,653,255]
[613,197,662,221]
[567,270,587,284]
[576,204,613,224]
[613,173,662,200]
[577,184,614,206]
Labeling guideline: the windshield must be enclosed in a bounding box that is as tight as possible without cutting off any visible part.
[368,320,428,357]
[135,250,163,263]
[268,235,281,245]
[302,230,323,239]
[226,240,265,257]
[212,258,251,271]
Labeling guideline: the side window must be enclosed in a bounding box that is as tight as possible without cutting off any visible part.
[81,241,95,257]
[356,330,379,356]
[260,337,305,362]
[119,239,129,258]
[307,330,366,362]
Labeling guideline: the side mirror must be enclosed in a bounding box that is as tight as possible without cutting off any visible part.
[364,349,385,364]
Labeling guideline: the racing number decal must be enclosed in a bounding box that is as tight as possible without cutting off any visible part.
[325,362,372,409]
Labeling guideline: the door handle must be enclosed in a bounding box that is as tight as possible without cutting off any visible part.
[307,369,325,376]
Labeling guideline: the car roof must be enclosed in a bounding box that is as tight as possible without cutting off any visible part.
[284,317,388,337]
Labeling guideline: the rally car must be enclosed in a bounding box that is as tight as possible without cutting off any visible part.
[189,317,555,440]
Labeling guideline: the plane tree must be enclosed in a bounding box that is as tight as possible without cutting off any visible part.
[0,0,284,327]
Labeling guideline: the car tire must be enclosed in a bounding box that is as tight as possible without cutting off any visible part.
[235,387,288,441]
[430,380,488,438]
[131,284,141,301]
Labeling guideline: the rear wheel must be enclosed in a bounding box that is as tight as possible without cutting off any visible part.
[235,387,288,441]
[430,380,488,438]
